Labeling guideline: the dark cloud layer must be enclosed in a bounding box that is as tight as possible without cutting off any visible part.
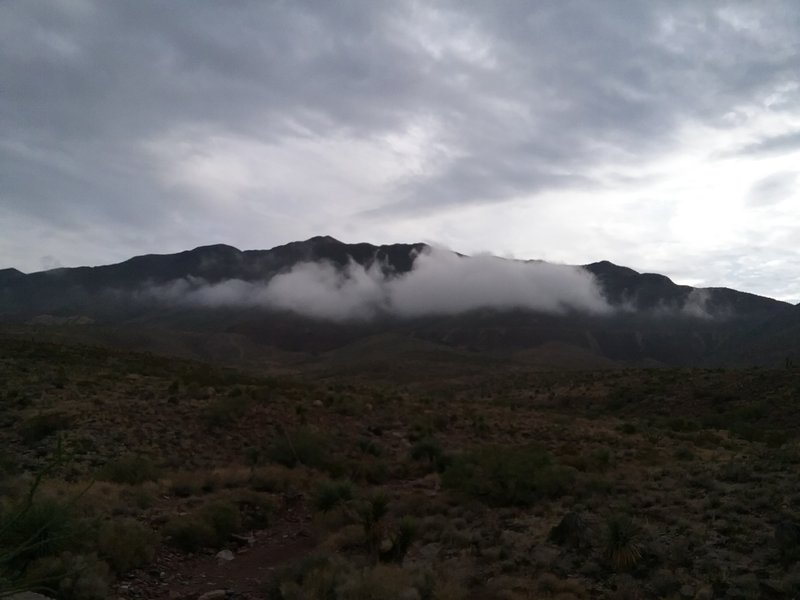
[1,1,799,300]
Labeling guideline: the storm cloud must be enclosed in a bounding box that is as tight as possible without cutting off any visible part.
[2,1,800,301]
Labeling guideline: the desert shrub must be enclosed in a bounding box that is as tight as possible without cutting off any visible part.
[267,427,331,471]
[97,455,160,485]
[673,446,694,461]
[665,418,701,433]
[201,501,242,541]
[96,518,158,575]
[548,512,592,550]
[442,445,576,506]
[535,573,589,598]
[164,500,242,552]
[249,466,291,493]
[589,447,614,472]
[0,496,77,570]
[313,479,354,513]
[201,395,251,427]
[163,516,216,553]
[380,516,417,563]
[231,490,275,529]
[349,457,390,484]
[410,437,449,471]
[24,552,110,600]
[774,519,800,563]
[20,412,72,443]
[265,554,346,600]
[357,438,381,457]
[716,461,752,483]
[168,473,202,498]
[603,514,642,571]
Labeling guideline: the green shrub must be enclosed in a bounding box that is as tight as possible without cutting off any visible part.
[97,455,160,485]
[201,395,251,427]
[20,412,72,443]
[163,516,217,553]
[410,438,449,471]
[357,438,381,457]
[97,519,158,575]
[24,552,110,600]
[267,428,330,470]
[168,473,202,498]
[202,501,242,541]
[442,445,576,506]
[380,517,417,563]
[0,496,76,569]
[231,491,275,529]
[313,480,354,513]
[164,499,243,552]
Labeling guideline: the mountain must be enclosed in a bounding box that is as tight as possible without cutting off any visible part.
[0,236,795,367]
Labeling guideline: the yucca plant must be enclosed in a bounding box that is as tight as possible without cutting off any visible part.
[0,439,91,598]
[603,513,642,571]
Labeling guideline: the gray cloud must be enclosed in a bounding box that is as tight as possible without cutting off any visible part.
[142,248,611,320]
[747,171,797,206]
[735,131,800,157]
[2,1,800,301]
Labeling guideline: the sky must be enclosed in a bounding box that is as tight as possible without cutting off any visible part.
[1,1,799,302]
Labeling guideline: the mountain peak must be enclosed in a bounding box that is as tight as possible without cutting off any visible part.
[306,235,343,244]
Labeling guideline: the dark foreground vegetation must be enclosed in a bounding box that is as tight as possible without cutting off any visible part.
[2,332,800,599]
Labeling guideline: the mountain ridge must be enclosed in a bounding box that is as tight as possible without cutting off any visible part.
[1,236,796,367]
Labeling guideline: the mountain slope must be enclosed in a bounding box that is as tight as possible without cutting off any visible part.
[0,237,794,367]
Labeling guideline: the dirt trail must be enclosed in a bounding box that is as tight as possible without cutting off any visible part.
[116,505,315,600]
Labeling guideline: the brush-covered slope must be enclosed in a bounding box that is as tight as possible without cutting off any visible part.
[0,237,793,366]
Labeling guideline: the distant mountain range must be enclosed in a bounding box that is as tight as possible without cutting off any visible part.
[1,236,798,368]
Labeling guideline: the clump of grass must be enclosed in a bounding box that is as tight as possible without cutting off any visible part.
[20,412,72,443]
[442,445,576,506]
[96,518,158,575]
[201,395,251,428]
[267,427,333,472]
[410,437,449,472]
[24,552,111,600]
[313,479,354,513]
[163,500,242,552]
[97,455,160,485]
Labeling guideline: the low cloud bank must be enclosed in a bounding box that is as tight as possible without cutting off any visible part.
[142,247,612,320]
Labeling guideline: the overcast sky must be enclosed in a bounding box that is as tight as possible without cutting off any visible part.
[2,1,799,301]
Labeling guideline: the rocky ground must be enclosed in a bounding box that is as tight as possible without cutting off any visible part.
[2,333,800,599]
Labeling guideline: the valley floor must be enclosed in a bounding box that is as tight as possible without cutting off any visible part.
[1,333,800,599]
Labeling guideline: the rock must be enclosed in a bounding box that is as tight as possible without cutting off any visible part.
[230,533,255,546]
[198,591,227,600]
[398,590,420,600]
[8,594,57,600]
[680,584,695,599]
[215,549,235,562]
[313,400,324,408]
